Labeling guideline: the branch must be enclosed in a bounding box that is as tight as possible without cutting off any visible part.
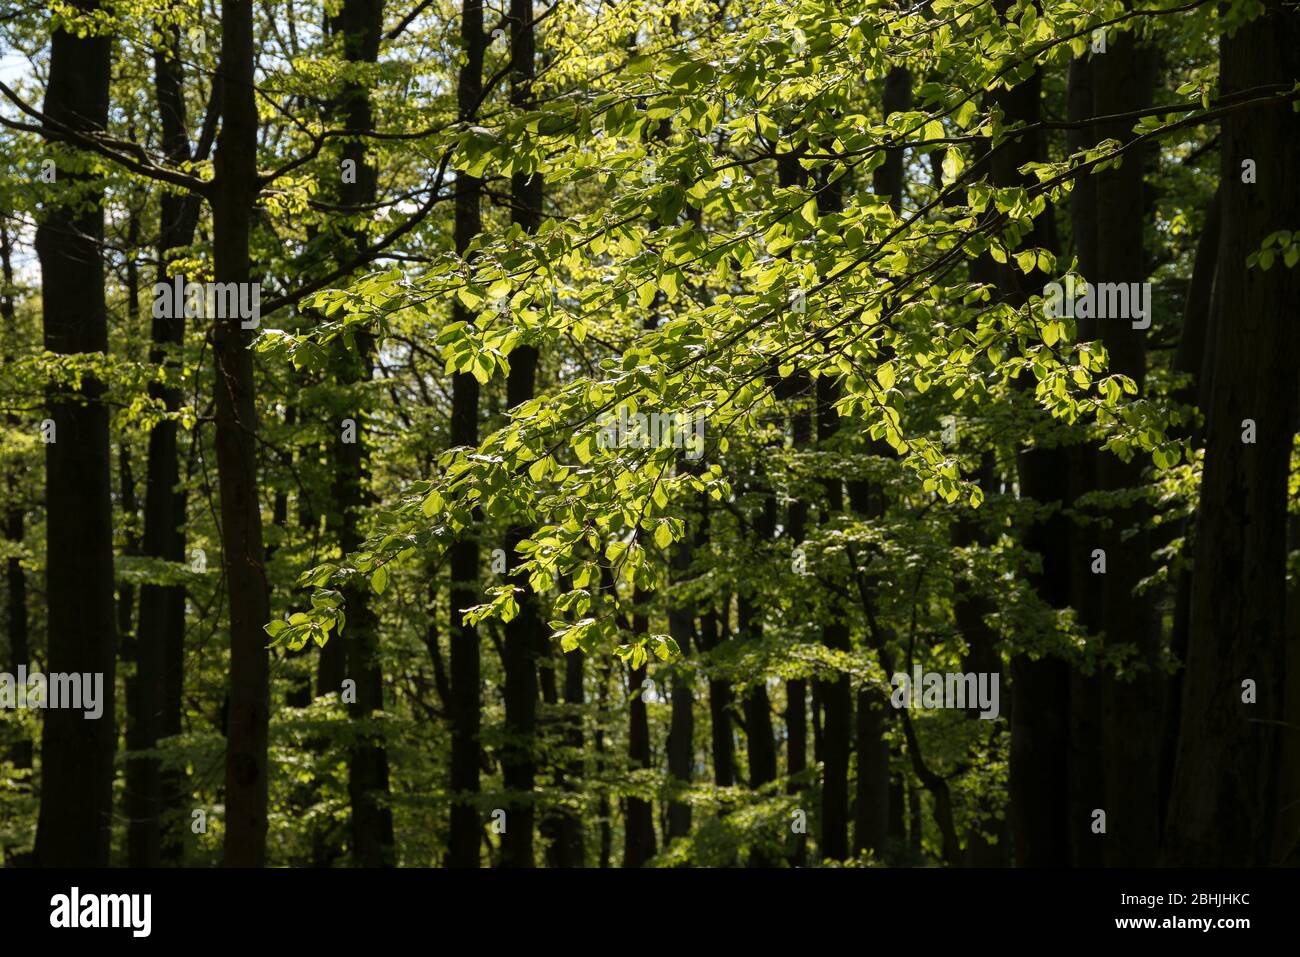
[0,80,210,194]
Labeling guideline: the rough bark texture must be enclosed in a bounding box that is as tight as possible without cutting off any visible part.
[1163,0,1300,866]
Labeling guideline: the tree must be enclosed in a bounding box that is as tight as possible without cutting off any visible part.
[31,0,117,868]
[1163,0,1300,866]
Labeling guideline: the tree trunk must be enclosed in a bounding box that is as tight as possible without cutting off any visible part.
[988,54,1072,868]
[325,0,395,870]
[816,376,851,862]
[1092,28,1161,867]
[701,603,735,788]
[1163,0,1300,865]
[132,26,200,868]
[846,65,912,863]
[213,0,271,868]
[953,457,1008,866]
[1158,187,1221,833]
[784,398,810,865]
[499,0,544,867]
[446,0,487,868]
[1061,53,1106,869]
[32,0,117,868]
[1,226,32,784]
[544,647,586,866]
[665,535,696,843]
[623,594,657,866]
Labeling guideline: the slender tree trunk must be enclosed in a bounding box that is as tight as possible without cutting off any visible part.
[1092,28,1161,866]
[816,377,851,862]
[1,226,32,786]
[1158,187,1221,832]
[1062,53,1106,869]
[700,601,735,788]
[544,647,586,865]
[32,0,117,868]
[847,468,892,862]
[953,453,1010,865]
[447,0,487,868]
[1275,513,1300,862]
[140,30,200,864]
[499,0,544,868]
[596,658,612,868]
[739,593,776,864]
[845,65,912,863]
[213,0,271,868]
[623,592,657,866]
[784,397,810,865]
[325,0,395,870]
[987,52,1072,867]
[740,490,778,849]
[665,536,696,843]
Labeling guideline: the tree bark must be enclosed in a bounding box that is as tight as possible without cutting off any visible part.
[132,24,200,869]
[326,0,395,870]
[816,376,851,862]
[447,0,487,868]
[1163,0,1300,865]
[1092,27,1161,867]
[32,0,117,868]
[499,0,544,868]
[213,0,271,868]
[1,225,32,785]
[623,593,657,866]
[665,536,696,843]
[988,54,1072,868]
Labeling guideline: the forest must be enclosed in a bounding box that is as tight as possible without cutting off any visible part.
[0,0,1296,870]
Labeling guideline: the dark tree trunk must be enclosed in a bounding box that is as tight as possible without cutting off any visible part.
[1158,187,1221,833]
[133,25,200,869]
[324,0,395,870]
[213,0,271,868]
[665,536,696,843]
[623,596,657,866]
[499,0,544,868]
[1163,0,1300,865]
[853,687,891,858]
[811,147,852,862]
[740,493,778,799]
[784,399,810,865]
[987,55,1072,868]
[1093,29,1161,867]
[1063,53,1106,869]
[700,604,735,788]
[544,647,587,866]
[596,658,613,867]
[1276,514,1300,862]
[738,583,776,865]
[32,1,117,868]
[446,0,487,870]
[816,376,851,862]
[1,226,32,782]
[845,68,912,863]
[953,458,1008,867]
